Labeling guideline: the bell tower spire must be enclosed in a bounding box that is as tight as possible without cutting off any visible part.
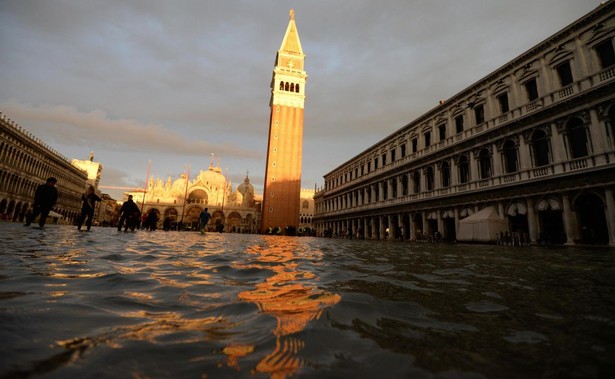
[261,9,307,234]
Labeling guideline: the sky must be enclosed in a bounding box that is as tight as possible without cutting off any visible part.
[0,0,603,200]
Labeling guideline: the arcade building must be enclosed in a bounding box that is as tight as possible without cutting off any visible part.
[313,2,615,246]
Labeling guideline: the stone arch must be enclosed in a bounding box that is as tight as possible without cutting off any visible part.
[573,191,608,244]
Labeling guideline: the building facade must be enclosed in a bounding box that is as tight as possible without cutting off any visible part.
[124,163,260,232]
[313,3,615,246]
[261,9,307,233]
[0,112,87,223]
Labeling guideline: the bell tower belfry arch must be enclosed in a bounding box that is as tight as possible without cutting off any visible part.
[261,9,307,233]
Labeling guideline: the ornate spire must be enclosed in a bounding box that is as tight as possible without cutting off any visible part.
[279,9,303,55]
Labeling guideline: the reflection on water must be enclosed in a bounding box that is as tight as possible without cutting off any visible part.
[0,224,614,379]
[235,239,340,377]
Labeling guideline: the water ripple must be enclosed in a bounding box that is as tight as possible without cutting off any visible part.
[1,224,614,378]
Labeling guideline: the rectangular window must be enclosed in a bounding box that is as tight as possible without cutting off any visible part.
[361,165,364,175]
[412,138,418,153]
[438,124,446,141]
[455,115,464,134]
[424,132,431,147]
[497,92,509,113]
[390,149,396,162]
[474,104,485,125]
[374,158,378,170]
[596,39,615,69]
[382,153,386,166]
[367,162,371,172]
[401,144,406,158]
[525,78,538,101]
[556,61,573,87]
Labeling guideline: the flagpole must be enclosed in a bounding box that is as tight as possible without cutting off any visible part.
[141,160,151,215]
[180,165,191,229]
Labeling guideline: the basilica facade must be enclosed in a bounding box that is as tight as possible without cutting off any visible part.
[313,2,615,246]
[124,163,260,233]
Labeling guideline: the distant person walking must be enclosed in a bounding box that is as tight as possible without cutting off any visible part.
[24,177,58,229]
[117,195,140,232]
[77,185,101,231]
[199,208,212,231]
[146,210,158,231]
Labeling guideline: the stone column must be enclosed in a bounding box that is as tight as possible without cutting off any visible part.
[454,208,460,241]
[410,214,416,241]
[562,194,578,245]
[526,198,538,243]
[518,134,531,172]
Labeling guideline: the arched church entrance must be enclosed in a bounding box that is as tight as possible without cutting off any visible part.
[212,211,225,232]
[227,212,242,232]
[575,192,608,244]
[185,206,202,230]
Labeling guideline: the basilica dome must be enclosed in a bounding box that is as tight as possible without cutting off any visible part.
[237,175,255,198]
[196,164,226,189]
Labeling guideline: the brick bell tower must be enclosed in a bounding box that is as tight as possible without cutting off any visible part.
[261,9,307,233]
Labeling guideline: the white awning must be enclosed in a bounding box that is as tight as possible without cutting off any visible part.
[48,211,63,219]
[442,209,455,219]
[537,198,561,211]
[460,208,474,217]
[506,202,527,216]
[427,211,438,220]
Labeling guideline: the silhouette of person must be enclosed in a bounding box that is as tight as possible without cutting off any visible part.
[24,177,58,229]
[77,185,101,231]
[117,195,140,232]
[199,208,212,231]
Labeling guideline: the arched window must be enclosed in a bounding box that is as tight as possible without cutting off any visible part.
[295,84,300,93]
[302,200,309,209]
[440,161,451,188]
[531,129,551,167]
[391,178,397,198]
[382,180,388,200]
[413,170,421,193]
[458,155,470,184]
[503,140,518,173]
[285,82,289,91]
[478,148,492,179]
[425,166,434,191]
[566,118,589,158]
[401,174,408,196]
[279,81,284,90]
[290,83,295,92]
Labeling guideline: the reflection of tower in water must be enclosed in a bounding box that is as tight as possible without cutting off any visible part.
[227,238,340,378]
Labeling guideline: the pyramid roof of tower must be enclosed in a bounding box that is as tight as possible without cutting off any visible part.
[279,9,303,55]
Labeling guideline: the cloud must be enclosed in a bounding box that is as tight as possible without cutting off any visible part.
[1,99,262,159]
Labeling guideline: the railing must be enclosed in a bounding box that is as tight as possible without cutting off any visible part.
[533,166,551,177]
[558,85,574,99]
[599,66,615,82]
[502,173,518,183]
[569,157,589,170]
[324,66,615,197]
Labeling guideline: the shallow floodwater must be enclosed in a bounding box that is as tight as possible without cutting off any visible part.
[1,224,614,379]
